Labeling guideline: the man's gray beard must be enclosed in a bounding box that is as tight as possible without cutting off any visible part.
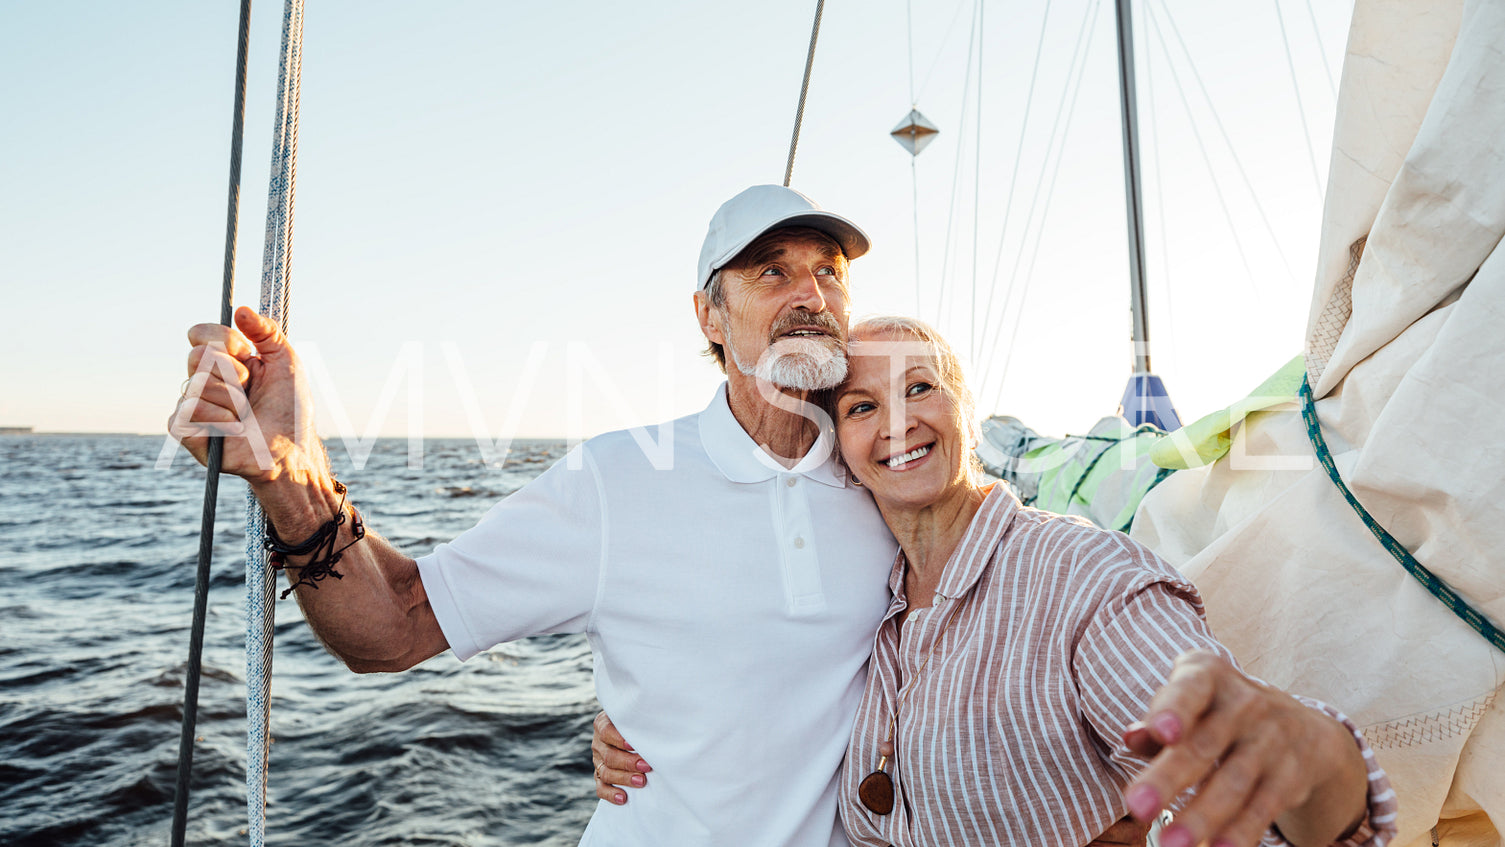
[729,334,849,391]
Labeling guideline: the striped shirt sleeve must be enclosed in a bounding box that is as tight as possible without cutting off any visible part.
[1072,579,1233,773]
[1073,581,1398,847]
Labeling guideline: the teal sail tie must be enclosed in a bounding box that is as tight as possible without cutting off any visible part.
[1300,375,1504,655]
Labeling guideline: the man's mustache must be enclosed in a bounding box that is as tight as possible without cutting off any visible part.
[766,311,843,343]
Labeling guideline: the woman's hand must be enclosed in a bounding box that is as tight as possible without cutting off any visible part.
[1122,650,1369,847]
[592,711,651,805]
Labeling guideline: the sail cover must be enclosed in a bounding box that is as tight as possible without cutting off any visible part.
[1131,2,1504,845]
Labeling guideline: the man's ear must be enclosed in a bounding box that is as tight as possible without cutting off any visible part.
[694,291,725,345]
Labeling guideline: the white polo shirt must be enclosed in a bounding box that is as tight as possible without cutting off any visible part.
[417,384,896,847]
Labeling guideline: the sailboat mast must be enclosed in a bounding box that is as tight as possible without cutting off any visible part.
[1113,0,1152,374]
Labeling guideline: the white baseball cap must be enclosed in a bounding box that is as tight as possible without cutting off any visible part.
[696,185,871,291]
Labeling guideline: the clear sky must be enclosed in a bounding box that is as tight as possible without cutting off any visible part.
[0,0,1353,446]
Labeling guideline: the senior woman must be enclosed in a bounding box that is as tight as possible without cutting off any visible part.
[596,316,1397,847]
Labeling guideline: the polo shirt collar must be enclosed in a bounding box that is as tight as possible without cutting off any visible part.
[700,382,846,488]
[885,483,1021,601]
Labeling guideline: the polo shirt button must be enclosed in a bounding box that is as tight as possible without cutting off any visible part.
[794,537,806,549]
[786,477,797,487]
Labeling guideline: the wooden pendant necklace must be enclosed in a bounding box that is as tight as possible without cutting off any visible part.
[857,594,965,815]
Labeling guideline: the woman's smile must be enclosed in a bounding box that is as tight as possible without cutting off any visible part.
[883,443,933,470]
[833,324,980,520]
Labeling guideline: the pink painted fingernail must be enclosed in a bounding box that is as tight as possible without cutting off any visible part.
[1126,784,1160,820]
[1152,712,1183,743]
[630,774,646,787]
[613,792,626,805]
[1160,825,1192,847]
[636,759,653,773]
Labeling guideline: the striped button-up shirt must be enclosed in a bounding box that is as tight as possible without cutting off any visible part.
[838,484,1397,847]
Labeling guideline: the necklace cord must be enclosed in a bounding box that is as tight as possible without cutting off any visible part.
[881,597,966,749]
[858,590,968,815]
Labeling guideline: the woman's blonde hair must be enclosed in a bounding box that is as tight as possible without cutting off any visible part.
[827,315,985,482]
[847,315,976,426]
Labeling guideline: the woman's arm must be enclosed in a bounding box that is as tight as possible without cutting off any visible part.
[1073,579,1392,847]
[1121,650,1372,847]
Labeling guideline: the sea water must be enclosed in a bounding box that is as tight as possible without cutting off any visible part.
[0,435,597,846]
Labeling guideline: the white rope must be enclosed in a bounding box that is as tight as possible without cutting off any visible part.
[246,2,305,844]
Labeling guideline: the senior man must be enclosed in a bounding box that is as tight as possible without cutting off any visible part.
[173,185,898,846]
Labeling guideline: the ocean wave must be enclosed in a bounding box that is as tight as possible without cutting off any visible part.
[3,436,598,846]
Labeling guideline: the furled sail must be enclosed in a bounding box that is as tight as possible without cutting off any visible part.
[1131,2,1505,844]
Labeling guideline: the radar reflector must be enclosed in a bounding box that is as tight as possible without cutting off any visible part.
[890,109,940,156]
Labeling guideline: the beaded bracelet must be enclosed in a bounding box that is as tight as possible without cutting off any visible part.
[264,480,366,599]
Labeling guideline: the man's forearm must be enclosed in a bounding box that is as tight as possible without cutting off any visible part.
[250,460,448,673]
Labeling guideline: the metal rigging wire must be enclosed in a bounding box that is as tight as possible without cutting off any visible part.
[912,155,924,314]
[1150,0,1298,285]
[933,0,982,323]
[915,0,971,104]
[1303,0,1338,99]
[908,0,923,312]
[1145,15,1180,375]
[983,0,1106,412]
[906,0,916,106]
[975,0,1055,370]
[1141,0,1260,292]
[171,1,252,843]
[784,0,827,187]
[970,0,985,363]
[975,0,1100,406]
[1273,0,1325,200]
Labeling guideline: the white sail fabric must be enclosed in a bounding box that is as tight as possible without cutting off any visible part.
[1132,2,1505,846]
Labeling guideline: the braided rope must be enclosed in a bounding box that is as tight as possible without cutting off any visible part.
[784,0,826,187]
[1300,375,1504,655]
[246,2,306,844]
